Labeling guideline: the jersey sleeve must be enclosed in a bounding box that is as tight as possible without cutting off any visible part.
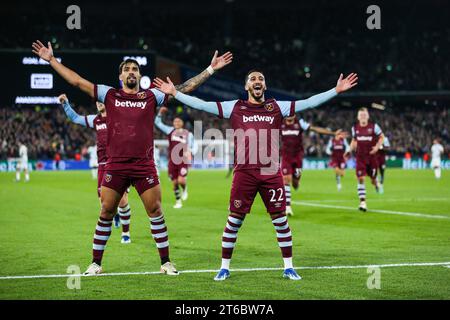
[85,115,96,128]
[299,118,311,131]
[383,137,391,148]
[188,132,199,154]
[150,88,169,107]
[325,139,333,155]
[154,115,174,135]
[351,126,356,138]
[174,91,236,119]
[216,100,238,119]
[277,101,295,117]
[61,100,95,127]
[344,139,351,152]
[95,84,113,103]
[278,88,338,117]
[374,123,383,136]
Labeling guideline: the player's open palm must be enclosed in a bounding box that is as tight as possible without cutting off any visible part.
[335,73,358,93]
[210,50,233,71]
[154,77,177,96]
[32,40,54,62]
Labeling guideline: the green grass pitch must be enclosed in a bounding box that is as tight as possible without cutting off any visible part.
[0,168,449,299]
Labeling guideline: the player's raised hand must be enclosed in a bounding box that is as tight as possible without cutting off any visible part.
[153,77,177,96]
[335,73,358,93]
[58,94,68,104]
[32,40,54,62]
[210,50,233,71]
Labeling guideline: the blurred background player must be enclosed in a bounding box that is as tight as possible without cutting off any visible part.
[376,135,391,193]
[58,94,132,244]
[281,115,342,216]
[15,141,30,182]
[154,106,197,208]
[325,131,350,191]
[155,70,358,281]
[431,138,444,179]
[87,143,98,179]
[346,107,384,212]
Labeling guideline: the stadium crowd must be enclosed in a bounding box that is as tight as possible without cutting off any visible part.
[1,1,448,161]
[2,1,449,93]
[1,103,448,160]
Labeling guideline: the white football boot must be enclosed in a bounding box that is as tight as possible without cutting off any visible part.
[83,262,102,276]
[358,201,367,212]
[173,200,183,209]
[161,262,179,276]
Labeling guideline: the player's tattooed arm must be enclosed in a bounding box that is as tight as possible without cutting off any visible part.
[310,126,347,137]
[32,40,95,98]
[155,50,233,98]
[174,69,211,94]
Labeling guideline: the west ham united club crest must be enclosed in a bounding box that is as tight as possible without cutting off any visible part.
[137,91,147,99]
[105,174,112,183]
[265,103,274,112]
[234,200,242,208]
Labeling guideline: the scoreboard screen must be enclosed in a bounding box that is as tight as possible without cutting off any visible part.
[1,50,156,106]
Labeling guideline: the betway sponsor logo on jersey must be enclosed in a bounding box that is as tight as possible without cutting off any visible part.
[114,99,147,109]
[171,135,187,144]
[356,136,373,141]
[96,123,107,130]
[242,115,274,124]
[281,130,300,136]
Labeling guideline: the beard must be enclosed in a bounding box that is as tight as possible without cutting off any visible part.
[126,79,138,89]
[249,89,264,101]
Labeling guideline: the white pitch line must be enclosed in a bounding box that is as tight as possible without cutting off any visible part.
[0,261,449,280]
[292,201,450,220]
[299,198,450,203]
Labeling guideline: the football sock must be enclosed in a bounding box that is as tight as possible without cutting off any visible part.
[357,183,366,201]
[336,174,341,185]
[149,215,170,264]
[15,171,20,181]
[92,216,113,265]
[221,258,231,270]
[221,214,245,264]
[118,203,131,233]
[285,184,291,207]
[379,167,385,184]
[283,257,293,269]
[271,213,293,260]
[174,185,181,201]
[25,172,29,181]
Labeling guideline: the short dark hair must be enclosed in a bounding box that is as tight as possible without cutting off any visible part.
[245,69,265,83]
[358,107,368,112]
[119,59,141,75]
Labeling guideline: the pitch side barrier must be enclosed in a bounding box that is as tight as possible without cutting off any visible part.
[2,157,448,172]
